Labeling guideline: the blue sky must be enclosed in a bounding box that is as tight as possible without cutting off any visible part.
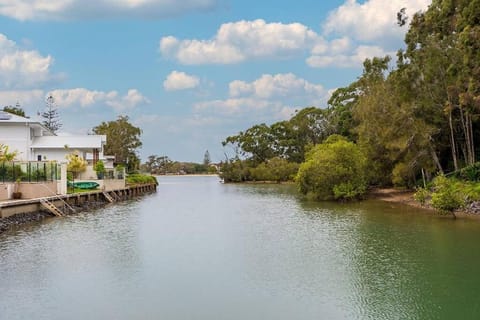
[0,0,430,162]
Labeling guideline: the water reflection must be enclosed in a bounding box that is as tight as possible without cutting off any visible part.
[1,176,480,319]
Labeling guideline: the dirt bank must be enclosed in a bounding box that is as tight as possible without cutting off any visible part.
[370,188,480,219]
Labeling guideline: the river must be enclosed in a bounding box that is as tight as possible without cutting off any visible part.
[1,175,480,319]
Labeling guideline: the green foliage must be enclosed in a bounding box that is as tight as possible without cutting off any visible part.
[296,135,368,200]
[220,159,251,183]
[93,115,142,173]
[126,174,158,185]
[41,95,62,133]
[0,163,23,182]
[222,107,332,165]
[249,157,299,182]
[430,175,464,213]
[203,150,211,166]
[0,144,18,161]
[451,163,480,181]
[94,160,105,173]
[333,182,366,201]
[66,151,87,178]
[459,182,480,202]
[413,187,430,205]
[392,162,411,188]
[219,1,480,192]
[3,103,25,117]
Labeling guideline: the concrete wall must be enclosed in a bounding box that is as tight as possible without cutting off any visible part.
[0,181,58,201]
[77,166,98,180]
[104,179,126,191]
[0,183,11,200]
[17,181,58,199]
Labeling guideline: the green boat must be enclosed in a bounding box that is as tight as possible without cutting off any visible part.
[68,181,100,189]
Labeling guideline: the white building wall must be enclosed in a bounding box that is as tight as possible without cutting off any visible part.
[33,149,71,163]
[0,124,30,160]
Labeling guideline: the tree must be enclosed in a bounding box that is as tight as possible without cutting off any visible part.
[203,150,211,166]
[400,0,480,170]
[223,123,276,165]
[66,150,87,178]
[0,144,18,161]
[93,116,142,173]
[296,135,367,200]
[278,107,333,163]
[41,95,62,133]
[3,102,26,117]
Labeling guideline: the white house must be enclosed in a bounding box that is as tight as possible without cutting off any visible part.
[0,111,126,200]
[0,111,109,165]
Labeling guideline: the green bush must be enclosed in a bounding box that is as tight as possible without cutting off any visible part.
[220,160,251,182]
[430,175,464,213]
[392,162,412,188]
[249,157,299,182]
[333,182,366,200]
[452,163,480,181]
[126,174,158,185]
[0,163,24,182]
[296,135,368,201]
[413,187,430,205]
[94,160,105,173]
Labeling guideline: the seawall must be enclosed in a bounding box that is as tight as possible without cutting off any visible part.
[0,183,157,233]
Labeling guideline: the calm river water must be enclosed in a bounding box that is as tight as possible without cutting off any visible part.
[1,175,480,319]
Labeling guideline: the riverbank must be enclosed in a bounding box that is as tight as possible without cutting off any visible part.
[369,188,480,219]
[0,183,157,234]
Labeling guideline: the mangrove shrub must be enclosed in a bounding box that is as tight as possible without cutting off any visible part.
[296,135,367,200]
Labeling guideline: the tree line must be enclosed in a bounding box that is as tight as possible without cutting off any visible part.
[221,0,480,200]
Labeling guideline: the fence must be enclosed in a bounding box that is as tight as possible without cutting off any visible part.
[0,161,61,183]
[103,168,125,180]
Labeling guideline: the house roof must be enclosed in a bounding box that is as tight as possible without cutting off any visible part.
[31,135,106,149]
[0,111,55,135]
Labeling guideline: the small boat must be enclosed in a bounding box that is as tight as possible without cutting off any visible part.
[68,181,100,189]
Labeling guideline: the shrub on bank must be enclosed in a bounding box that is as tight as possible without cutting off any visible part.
[126,174,158,185]
[249,157,299,182]
[413,175,478,214]
[295,135,367,201]
[430,175,464,213]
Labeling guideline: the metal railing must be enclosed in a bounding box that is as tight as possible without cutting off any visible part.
[0,161,61,183]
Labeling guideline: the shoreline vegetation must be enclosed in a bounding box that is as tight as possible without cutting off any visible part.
[215,2,480,218]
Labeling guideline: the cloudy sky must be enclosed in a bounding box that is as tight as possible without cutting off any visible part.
[0,0,430,162]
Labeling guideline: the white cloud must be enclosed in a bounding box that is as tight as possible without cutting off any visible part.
[323,0,430,43]
[159,19,321,65]
[195,73,329,119]
[307,44,392,68]
[307,0,430,69]
[163,71,200,91]
[0,88,149,112]
[229,73,325,99]
[104,89,150,111]
[0,0,219,21]
[0,33,57,89]
[0,89,44,106]
[195,98,276,115]
[50,88,117,108]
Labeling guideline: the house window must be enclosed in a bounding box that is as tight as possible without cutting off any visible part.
[37,155,42,161]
